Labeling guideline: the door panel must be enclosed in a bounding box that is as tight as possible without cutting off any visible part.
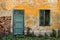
[13,10,24,35]
[14,23,23,28]
[14,28,23,35]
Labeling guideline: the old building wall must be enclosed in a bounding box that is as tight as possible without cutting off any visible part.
[0,0,60,33]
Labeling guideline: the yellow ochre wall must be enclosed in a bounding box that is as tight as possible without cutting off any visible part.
[0,0,60,30]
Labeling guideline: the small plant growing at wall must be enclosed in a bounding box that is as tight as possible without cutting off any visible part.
[51,29,56,37]
[38,34,44,38]
[27,27,30,36]
[27,27,35,37]
[44,33,50,39]
[58,30,60,37]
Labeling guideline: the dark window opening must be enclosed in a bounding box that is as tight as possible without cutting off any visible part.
[39,10,50,26]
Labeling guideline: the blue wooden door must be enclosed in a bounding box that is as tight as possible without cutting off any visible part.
[13,10,24,35]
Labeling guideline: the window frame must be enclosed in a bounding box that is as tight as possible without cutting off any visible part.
[39,10,50,26]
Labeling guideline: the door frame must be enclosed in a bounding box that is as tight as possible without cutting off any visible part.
[12,9,24,35]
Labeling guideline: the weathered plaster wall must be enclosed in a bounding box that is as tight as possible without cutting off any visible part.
[0,0,60,31]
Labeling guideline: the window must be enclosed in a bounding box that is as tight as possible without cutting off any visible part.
[39,10,50,26]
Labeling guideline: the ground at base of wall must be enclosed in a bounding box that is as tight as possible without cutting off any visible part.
[1,34,60,40]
